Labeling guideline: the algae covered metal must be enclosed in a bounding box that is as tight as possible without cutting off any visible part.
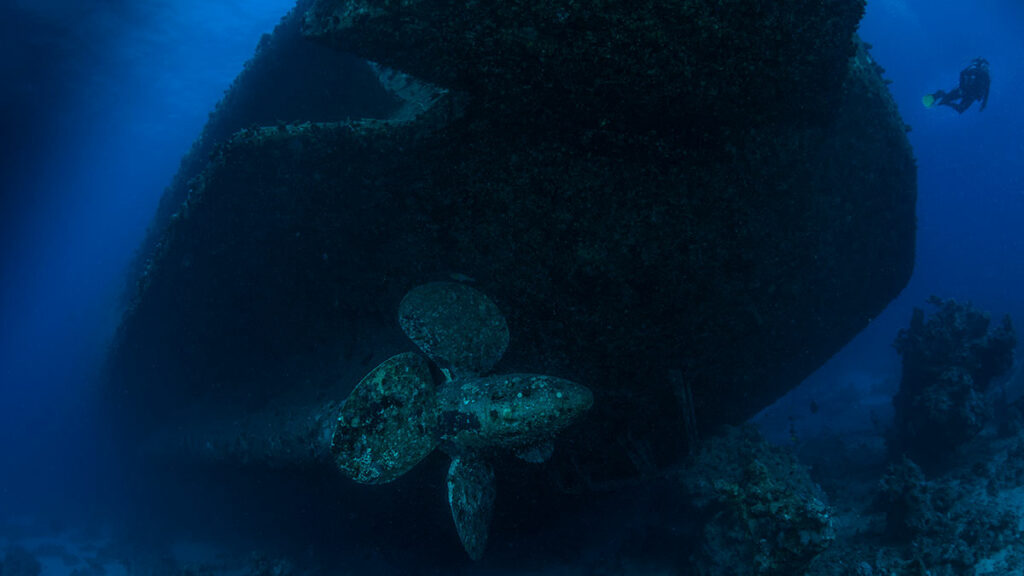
[398,281,509,380]
[331,282,593,559]
[331,352,437,484]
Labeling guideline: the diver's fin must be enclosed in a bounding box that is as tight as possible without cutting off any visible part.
[922,93,937,108]
[331,352,439,484]
[399,282,509,380]
[447,455,496,561]
[515,441,555,463]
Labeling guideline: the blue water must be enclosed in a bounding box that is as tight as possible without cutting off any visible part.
[0,0,293,521]
[1,0,1023,563]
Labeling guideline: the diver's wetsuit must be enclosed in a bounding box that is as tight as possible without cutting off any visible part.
[934,58,990,113]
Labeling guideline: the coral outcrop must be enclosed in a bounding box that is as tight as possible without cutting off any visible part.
[890,297,1016,468]
[682,426,834,576]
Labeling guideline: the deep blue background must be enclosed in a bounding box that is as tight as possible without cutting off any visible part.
[0,0,293,520]
[0,0,1021,522]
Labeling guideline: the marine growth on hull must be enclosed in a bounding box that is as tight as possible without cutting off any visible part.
[331,282,593,559]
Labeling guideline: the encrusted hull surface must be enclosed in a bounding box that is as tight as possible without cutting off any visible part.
[108,0,916,487]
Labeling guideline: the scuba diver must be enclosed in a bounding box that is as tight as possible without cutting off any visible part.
[923,58,990,113]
